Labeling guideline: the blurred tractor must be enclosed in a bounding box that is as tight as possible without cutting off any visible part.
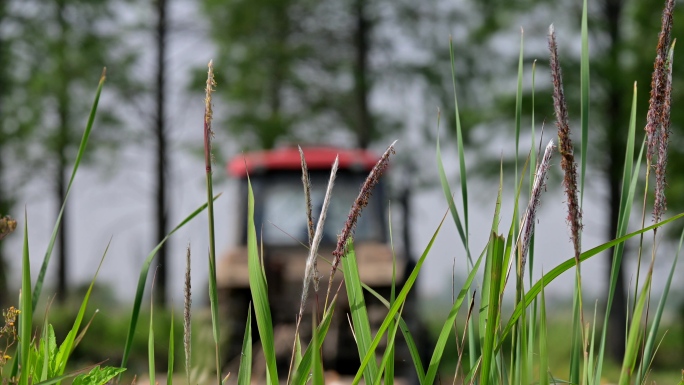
[217,147,421,380]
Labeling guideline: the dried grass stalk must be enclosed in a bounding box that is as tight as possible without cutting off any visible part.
[298,156,339,322]
[184,244,192,384]
[519,141,555,276]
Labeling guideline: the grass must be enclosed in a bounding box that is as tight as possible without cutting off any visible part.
[1,1,684,384]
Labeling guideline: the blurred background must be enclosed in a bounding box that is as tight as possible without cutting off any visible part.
[0,0,683,377]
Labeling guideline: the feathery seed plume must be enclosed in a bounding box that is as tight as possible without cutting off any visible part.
[645,0,675,164]
[519,141,555,276]
[331,140,396,270]
[204,60,216,170]
[299,146,316,246]
[548,25,582,262]
[299,156,338,322]
[183,244,192,384]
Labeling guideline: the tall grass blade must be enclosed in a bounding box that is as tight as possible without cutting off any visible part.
[351,215,446,385]
[291,297,337,385]
[342,240,379,383]
[498,210,684,350]
[361,283,425,383]
[246,178,278,384]
[618,276,651,385]
[436,123,468,257]
[167,312,174,385]
[539,273,548,385]
[148,286,155,385]
[514,28,524,213]
[580,0,590,207]
[448,37,471,261]
[569,284,581,384]
[203,61,221,385]
[373,302,405,385]
[33,70,106,311]
[424,246,486,385]
[237,306,252,385]
[594,82,641,383]
[55,242,109,377]
[19,212,32,385]
[120,196,218,371]
[635,228,683,383]
[311,309,324,385]
[481,232,505,385]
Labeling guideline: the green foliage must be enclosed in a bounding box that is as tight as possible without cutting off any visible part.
[71,366,125,385]
[198,0,411,149]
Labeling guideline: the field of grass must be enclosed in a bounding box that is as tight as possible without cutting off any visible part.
[1,0,684,384]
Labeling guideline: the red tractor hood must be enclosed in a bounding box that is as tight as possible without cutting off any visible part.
[227,147,380,177]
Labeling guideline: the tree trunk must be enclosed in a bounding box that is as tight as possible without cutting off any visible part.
[0,1,8,307]
[154,0,168,306]
[353,0,373,150]
[603,0,627,361]
[56,0,69,304]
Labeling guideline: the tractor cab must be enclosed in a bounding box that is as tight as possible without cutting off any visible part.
[217,147,415,379]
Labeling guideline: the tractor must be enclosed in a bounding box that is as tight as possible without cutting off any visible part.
[217,146,421,381]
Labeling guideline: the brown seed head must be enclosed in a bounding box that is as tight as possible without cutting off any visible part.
[548,25,583,262]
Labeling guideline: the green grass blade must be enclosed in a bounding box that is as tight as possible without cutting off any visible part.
[246,178,278,385]
[594,82,641,383]
[32,363,110,385]
[424,245,486,385]
[291,298,337,385]
[148,289,155,385]
[539,273,548,385]
[312,309,324,385]
[237,306,252,385]
[167,312,174,385]
[497,210,684,351]
[207,245,221,385]
[481,232,505,385]
[373,303,405,385]
[437,128,468,259]
[361,284,425,384]
[618,276,651,385]
[342,240,379,383]
[351,215,446,385]
[587,301,598,384]
[33,71,106,311]
[449,38,478,371]
[449,37,471,261]
[514,28,524,206]
[569,283,581,384]
[580,0,590,207]
[19,212,32,385]
[120,195,219,371]
[55,242,109,376]
[385,209,397,385]
[636,228,683,383]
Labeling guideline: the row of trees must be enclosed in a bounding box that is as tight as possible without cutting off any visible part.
[0,0,682,361]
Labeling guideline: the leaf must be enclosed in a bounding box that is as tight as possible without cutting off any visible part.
[72,366,126,385]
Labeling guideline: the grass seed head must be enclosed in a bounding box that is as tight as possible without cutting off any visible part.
[183,244,192,383]
[548,25,583,262]
[519,140,555,275]
[204,60,217,169]
[646,0,675,163]
[331,141,396,269]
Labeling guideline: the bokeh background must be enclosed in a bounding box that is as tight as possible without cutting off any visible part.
[0,0,683,377]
